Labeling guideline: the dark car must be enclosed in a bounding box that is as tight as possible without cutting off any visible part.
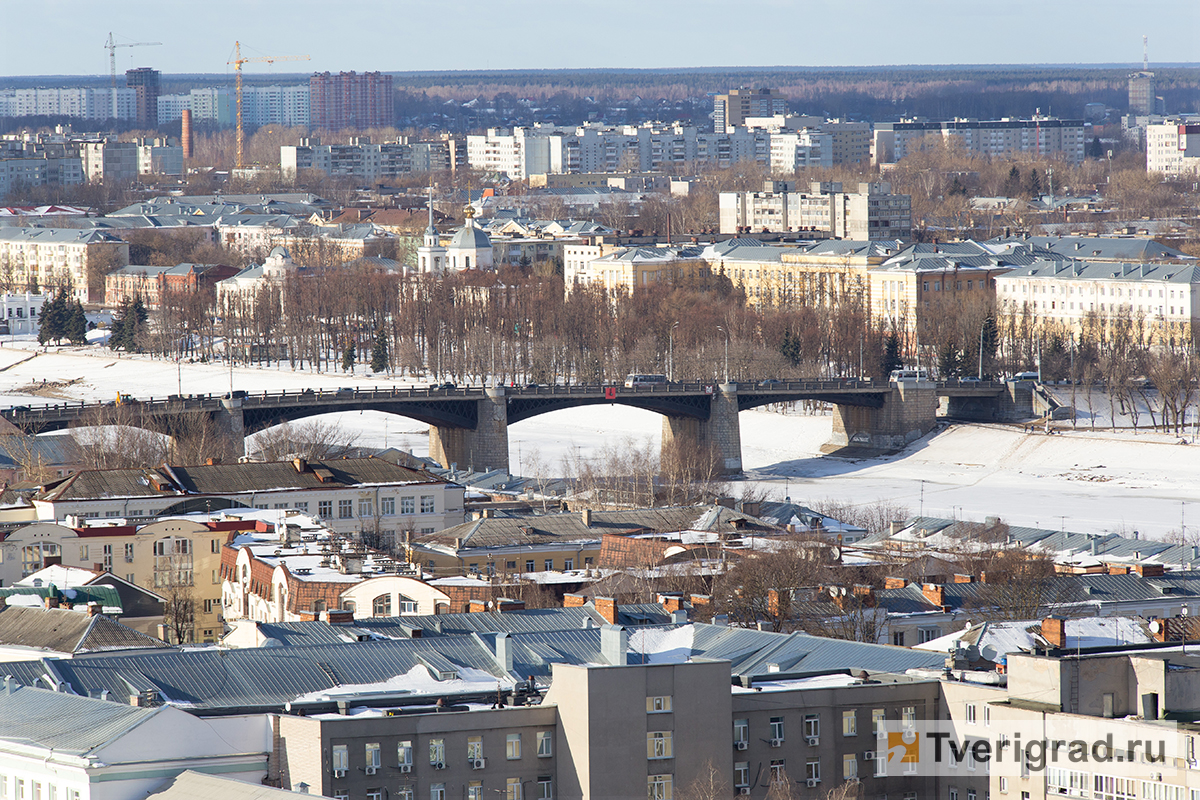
[758,379,784,387]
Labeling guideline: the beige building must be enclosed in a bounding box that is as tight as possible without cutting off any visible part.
[0,517,246,642]
[719,181,911,240]
[0,228,129,303]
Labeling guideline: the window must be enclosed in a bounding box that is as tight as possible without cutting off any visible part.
[871,709,886,735]
[373,594,391,616]
[544,559,554,571]
[430,738,445,765]
[401,496,415,514]
[734,719,748,745]
[507,778,522,800]
[204,598,214,614]
[1095,776,1136,800]
[398,740,412,767]
[843,754,857,780]
[338,499,353,519]
[648,731,673,759]
[902,707,916,730]
[381,497,395,516]
[126,542,136,561]
[647,696,672,713]
[506,560,517,570]
[367,790,382,800]
[332,744,348,772]
[804,714,819,738]
[420,495,435,513]
[538,777,552,800]
[526,560,536,572]
[951,789,959,800]
[965,704,977,724]
[468,784,483,800]
[359,499,372,517]
[467,736,483,760]
[984,705,991,727]
[318,500,332,518]
[431,785,445,800]
[333,793,348,800]
[769,760,786,783]
[999,778,1009,794]
[805,759,820,782]
[537,731,553,757]
[770,716,785,741]
[842,710,857,736]
[295,502,308,513]
[648,775,673,800]
[507,733,522,760]
[918,627,940,643]
[892,631,906,646]
[399,595,418,614]
[564,558,573,570]
[732,761,749,787]
[1047,768,1090,798]
[969,792,977,800]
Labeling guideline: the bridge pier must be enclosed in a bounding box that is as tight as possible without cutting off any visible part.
[661,383,743,475]
[429,388,509,472]
[829,381,938,450]
[169,397,246,463]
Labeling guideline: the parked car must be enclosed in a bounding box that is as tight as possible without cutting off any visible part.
[758,378,784,387]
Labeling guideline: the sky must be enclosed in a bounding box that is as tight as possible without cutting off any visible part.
[1,0,1197,78]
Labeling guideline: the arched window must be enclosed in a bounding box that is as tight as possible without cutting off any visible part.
[343,600,356,613]
[373,594,392,617]
[465,256,471,269]
[313,599,326,612]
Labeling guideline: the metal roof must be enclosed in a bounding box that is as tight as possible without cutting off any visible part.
[0,683,157,755]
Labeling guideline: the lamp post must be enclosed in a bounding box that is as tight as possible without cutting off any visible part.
[716,326,730,384]
[668,322,679,382]
[978,321,986,380]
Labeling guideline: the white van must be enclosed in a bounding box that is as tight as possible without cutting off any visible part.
[1012,371,1039,382]
[889,367,929,382]
[624,374,668,388]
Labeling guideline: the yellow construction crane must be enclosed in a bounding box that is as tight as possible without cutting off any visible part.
[227,41,310,169]
[104,33,161,88]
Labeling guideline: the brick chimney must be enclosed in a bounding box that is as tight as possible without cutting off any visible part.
[87,602,101,617]
[581,508,592,528]
[44,595,60,609]
[1135,563,1165,577]
[469,599,489,613]
[564,593,587,608]
[952,574,975,583]
[852,584,876,607]
[885,576,907,590]
[1107,564,1130,575]
[322,609,354,625]
[768,589,782,617]
[1041,616,1067,648]
[1150,618,1170,643]
[495,599,525,613]
[657,593,684,613]
[921,583,945,607]
[594,596,618,625]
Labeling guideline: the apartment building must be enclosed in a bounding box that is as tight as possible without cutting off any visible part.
[719,181,912,240]
[0,228,129,303]
[0,517,252,642]
[996,258,1200,342]
[714,87,788,133]
[744,116,871,165]
[281,137,450,181]
[873,117,1086,165]
[1130,70,1157,115]
[0,87,137,121]
[135,137,183,176]
[79,139,138,185]
[1146,119,1200,177]
[309,71,393,129]
[0,144,84,197]
[125,67,160,128]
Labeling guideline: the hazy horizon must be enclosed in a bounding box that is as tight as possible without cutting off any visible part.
[2,0,1197,78]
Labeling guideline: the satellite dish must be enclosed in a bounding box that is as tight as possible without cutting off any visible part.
[980,644,999,662]
[1150,620,1162,634]
[829,546,841,560]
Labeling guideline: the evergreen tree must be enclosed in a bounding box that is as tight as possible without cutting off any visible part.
[341,342,356,373]
[65,300,88,344]
[37,289,66,345]
[882,332,903,375]
[109,298,133,351]
[1003,166,1021,198]
[979,315,999,378]
[1088,137,1104,159]
[1027,169,1042,198]
[370,329,389,373]
[110,294,148,352]
[779,330,802,367]
[937,341,962,378]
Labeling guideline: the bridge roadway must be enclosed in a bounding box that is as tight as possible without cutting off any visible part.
[0,379,1018,474]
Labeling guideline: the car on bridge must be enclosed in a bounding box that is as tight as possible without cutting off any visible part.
[758,379,783,388]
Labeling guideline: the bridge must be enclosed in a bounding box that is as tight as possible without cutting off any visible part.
[0,379,1032,475]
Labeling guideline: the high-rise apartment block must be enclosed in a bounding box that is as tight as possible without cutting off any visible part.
[125,67,160,128]
[1146,119,1200,177]
[0,88,137,121]
[281,136,450,181]
[1129,70,1157,115]
[719,181,912,240]
[712,87,787,133]
[309,71,394,130]
[873,116,1086,166]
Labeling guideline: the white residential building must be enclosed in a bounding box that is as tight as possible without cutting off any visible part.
[0,88,137,122]
[157,86,309,127]
[0,228,129,302]
[1146,118,1200,176]
[0,293,46,336]
[719,180,912,239]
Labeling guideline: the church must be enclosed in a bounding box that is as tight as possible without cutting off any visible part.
[417,196,492,274]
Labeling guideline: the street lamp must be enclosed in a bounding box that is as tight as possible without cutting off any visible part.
[716,326,730,384]
[668,322,679,382]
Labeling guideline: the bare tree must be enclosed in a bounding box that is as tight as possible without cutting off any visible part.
[251,419,363,461]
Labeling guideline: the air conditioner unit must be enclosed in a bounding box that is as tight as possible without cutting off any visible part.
[740,789,751,796]
[472,759,486,770]
[770,738,784,748]
[332,769,346,779]
[807,779,821,788]
[806,736,820,746]
[863,751,876,761]
[736,741,748,751]
[399,765,412,773]
[365,766,378,775]
[435,762,446,770]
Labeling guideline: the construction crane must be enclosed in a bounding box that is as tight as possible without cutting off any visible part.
[104,33,161,88]
[227,41,310,169]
